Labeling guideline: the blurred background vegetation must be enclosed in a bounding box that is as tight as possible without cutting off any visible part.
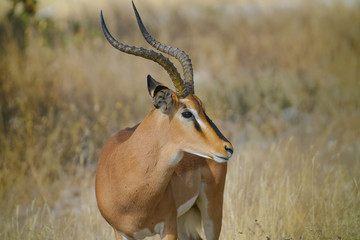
[0,0,359,239]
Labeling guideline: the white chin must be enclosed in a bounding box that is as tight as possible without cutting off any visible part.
[183,150,211,159]
[213,156,229,163]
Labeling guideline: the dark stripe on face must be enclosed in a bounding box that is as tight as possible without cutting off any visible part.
[193,118,202,133]
[204,112,230,143]
[183,105,203,134]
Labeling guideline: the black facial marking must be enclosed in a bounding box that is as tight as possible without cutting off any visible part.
[204,112,230,143]
[182,107,202,133]
[193,118,202,133]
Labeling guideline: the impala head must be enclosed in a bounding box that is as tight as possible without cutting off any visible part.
[147,75,233,162]
[101,1,233,162]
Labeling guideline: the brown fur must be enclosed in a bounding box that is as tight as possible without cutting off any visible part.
[95,93,232,240]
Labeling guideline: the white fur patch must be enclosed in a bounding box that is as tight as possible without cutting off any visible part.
[133,228,152,239]
[212,155,229,163]
[169,151,184,167]
[117,231,132,240]
[177,207,202,240]
[179,99,208,131]
[198,182,215,240]
[117,223,164,240]
[183,149,211,159]
[154,222,165,237]
[177,195,198,217]
[188,108,207,130]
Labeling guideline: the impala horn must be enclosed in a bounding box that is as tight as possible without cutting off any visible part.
[132,1,194,97]
[100,1,194,98]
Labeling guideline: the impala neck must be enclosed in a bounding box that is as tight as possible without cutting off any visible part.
[126,108,183,181]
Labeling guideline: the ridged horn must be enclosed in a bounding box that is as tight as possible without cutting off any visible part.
[132,1,194,97]
[100,11,186,96]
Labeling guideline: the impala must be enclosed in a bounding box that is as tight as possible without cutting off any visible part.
[95,2,233,240]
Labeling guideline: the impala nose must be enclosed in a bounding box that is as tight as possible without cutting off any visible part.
[225,144,233,157]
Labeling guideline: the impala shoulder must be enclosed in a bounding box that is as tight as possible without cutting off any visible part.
[99,123,140,159]
[109,123,140,145]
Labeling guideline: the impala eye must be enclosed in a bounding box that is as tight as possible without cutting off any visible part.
[181,111,193,119]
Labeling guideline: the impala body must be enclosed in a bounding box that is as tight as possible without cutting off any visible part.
[95,2,233,240]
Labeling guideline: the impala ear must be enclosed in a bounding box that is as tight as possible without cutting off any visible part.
[147,75,173,114]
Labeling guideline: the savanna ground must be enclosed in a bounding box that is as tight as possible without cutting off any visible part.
[0,0,359,239]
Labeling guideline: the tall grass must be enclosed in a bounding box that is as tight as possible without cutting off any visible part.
[0,0,359,239]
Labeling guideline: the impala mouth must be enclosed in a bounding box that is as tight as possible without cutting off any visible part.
[183,149,232,163]
[213,154,230,163]
[183,149,211,159]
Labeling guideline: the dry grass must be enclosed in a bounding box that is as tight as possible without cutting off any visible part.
[0,0,359,239]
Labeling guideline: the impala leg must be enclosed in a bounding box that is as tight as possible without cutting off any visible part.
[197,188,222,240]
[177,206,203,240]
[113,228,122,240]
[161,221,177,240]
[154,183,178,240]
[161,233,177,240]
[113,228,131,240]
[197,160,227,240]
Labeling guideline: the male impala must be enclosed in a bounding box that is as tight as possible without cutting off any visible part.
[95,2,233,240]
